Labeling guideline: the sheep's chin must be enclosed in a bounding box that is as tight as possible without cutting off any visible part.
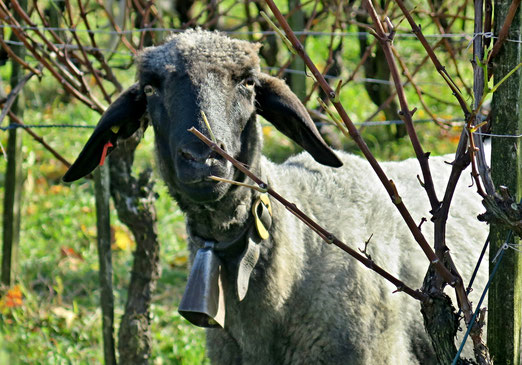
[175,179,231,203]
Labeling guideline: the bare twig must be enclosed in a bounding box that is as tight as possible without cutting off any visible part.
[391,46,451,129]
[5,112,72,169]
[393,0,472,119]
[94,0,137,54]
[0,69,38,127]
[190,127,427,302]
[63,0,112,104]
[263,0,459,291]
[471,0,495,197]
[364,3,440,212]
[426,0,473,98]
[359,234,374,260]
[0,33,40,75]
[77,0,123,92]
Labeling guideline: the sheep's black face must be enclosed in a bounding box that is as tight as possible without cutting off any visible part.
[138,34,260,203]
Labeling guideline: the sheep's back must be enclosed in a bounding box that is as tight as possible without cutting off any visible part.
[261,151,487,363]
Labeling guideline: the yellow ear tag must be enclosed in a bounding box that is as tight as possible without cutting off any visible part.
[259,193,272,216]
[111,125,120,134]
[252,194,272,240]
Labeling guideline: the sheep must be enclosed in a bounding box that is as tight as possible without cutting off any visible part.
[63,29,488,364]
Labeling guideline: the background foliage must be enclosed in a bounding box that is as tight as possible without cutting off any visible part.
[0,0,482,363]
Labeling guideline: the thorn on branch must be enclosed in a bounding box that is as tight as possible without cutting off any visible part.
[393,285,404,294]
[389,179,402,205]
[333,80,343,103]
[417,174,425,188]
[326,234,336,245]
[359,233,374,260]
[418,217,427,231]
[385,17,396,42]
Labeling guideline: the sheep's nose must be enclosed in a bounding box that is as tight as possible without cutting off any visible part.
[178,140,226,163]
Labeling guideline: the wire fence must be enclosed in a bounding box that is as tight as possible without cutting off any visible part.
[1,22,521,167]
[1,24,519,45]
[452,224,521,365]
[0,24,496,38]
[2,120,521,139]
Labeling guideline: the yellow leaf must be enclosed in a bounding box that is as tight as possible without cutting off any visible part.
[171,254,188,267]
[112,226,135,251]
[81,224,96,238]
[262,126,272,137]
[39,161,68,181]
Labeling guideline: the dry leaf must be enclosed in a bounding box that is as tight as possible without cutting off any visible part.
[60,246,83,260]
[0,285,23,312]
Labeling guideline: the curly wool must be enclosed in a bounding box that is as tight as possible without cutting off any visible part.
[202,151,486,364]
[138,29,261,86]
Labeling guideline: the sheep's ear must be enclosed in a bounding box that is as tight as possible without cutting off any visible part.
[255,74,342,168]
[63,83,147,182]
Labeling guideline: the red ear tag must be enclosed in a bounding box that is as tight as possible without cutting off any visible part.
[99,141,114,166]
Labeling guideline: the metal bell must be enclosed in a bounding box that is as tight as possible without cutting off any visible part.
[178,244,226,328]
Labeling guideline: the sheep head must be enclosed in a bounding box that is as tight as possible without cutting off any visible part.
[63,30,341,203]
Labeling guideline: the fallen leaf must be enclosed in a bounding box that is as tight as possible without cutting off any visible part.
[60,246,83,260]
[0,285,23,310]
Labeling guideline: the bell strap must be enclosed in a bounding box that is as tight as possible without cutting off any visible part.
[235,193,272,301]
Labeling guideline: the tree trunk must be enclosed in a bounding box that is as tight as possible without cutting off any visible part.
[487,1,522,364]
[1,0,26,286]
[94,163,117,365]
[288,0,306,100]
[110,131,161,365]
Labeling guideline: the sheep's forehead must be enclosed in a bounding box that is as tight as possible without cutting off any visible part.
[138,30,261,81]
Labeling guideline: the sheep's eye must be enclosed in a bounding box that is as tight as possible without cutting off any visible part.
[144,85,155,96]
[242,77,256,89]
